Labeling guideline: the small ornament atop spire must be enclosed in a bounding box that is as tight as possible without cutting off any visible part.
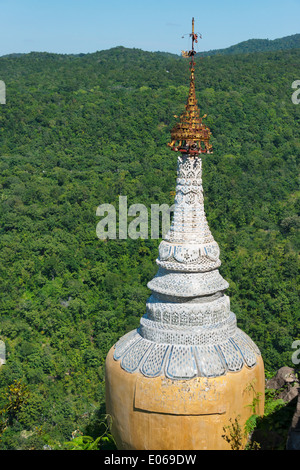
[168,18,213,155]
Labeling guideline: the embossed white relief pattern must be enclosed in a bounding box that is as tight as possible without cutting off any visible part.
[113,156,261,379]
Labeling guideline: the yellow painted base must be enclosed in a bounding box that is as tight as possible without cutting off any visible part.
[105,347,265,450]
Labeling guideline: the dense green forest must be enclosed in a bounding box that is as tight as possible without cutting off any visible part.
[0,44,299,449]
[200,33,300,56]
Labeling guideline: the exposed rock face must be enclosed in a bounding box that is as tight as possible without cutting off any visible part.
[286,392,300,450]
[274,367,300,450]
[267,366,299,406]
[265,366,300,450]
[266,366,298,390]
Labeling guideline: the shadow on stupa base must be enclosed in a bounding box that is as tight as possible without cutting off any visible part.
[105,346,265,451]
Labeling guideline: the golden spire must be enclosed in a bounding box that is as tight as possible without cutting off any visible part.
[168,18,213,155]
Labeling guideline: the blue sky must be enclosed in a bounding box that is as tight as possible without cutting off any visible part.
[0,0,299,56]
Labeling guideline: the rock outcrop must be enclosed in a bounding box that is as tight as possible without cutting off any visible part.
[266,366,300,450]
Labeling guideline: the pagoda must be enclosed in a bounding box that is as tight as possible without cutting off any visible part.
[105,19,265,450]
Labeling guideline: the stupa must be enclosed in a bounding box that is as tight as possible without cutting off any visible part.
[105,19,265,450]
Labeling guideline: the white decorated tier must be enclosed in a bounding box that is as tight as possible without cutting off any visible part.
[113,155,261,379]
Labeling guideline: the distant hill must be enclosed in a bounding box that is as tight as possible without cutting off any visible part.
[199,33,300,56]
[1,33,300,59]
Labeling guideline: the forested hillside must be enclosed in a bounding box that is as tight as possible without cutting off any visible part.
[0,46,299,449]
[200,33,300,56]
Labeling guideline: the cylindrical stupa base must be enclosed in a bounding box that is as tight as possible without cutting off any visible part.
[105,347,265,450]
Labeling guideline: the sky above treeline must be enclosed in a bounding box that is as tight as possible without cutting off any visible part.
[0,0,299,56]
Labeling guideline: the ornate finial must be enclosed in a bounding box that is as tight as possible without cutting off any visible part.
[168,18,213,155]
